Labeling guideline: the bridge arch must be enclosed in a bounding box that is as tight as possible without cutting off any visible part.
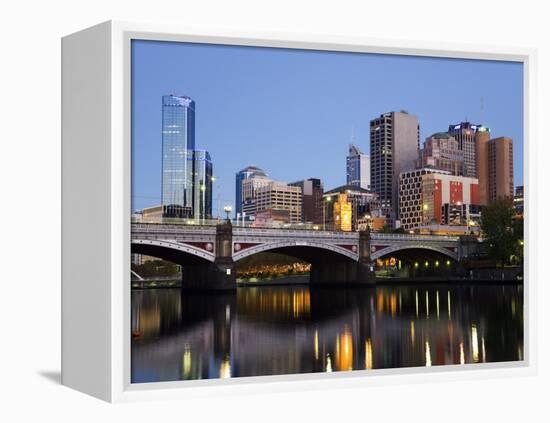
[232,240,359,263]
[131,239,215,264]
[371,244,458,262]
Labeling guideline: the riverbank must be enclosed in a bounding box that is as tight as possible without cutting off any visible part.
[131,273,522,289]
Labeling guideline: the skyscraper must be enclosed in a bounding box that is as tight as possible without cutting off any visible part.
[474,126,491,205]
[448,122,485,178]
[289,178,324,224]
[161,94,196,217]
[488,137,514,202]
[370,111,419,223]
[418,132,465,176]
[346,144,370,190]
[235,166,269,218]
[192,150,213,220]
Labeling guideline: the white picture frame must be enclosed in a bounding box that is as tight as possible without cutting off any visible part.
[61,20,537,403]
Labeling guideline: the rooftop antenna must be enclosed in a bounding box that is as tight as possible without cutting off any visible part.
[480,96,484,123]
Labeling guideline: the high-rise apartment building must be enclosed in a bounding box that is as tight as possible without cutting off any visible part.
[254,181,302,224]
[235,166,270,218]
[488,137,514,202]
[370,111,420,223]
[161,94,196,217]
[289,178,324,224]
[418,133,465,176]
[474,127,491,205]
[448,122,486,177]
[346,144,370,190]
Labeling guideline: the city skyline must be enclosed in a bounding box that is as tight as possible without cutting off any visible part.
[132,40,523,213]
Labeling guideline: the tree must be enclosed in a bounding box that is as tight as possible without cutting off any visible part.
[480,197,522,266]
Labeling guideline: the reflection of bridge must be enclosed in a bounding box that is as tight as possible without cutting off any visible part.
[131,221,481,290]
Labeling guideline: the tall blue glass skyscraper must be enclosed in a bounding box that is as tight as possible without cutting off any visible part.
[161,94,196,217]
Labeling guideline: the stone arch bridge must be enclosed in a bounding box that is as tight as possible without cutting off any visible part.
[132,221,480,290]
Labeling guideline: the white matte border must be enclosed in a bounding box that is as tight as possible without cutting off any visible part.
[108,20,536,403]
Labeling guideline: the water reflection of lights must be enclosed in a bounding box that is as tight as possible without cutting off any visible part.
[365,339,373,370]
[225,305,231,322]
[410,321,415,346]
[447,290,452,319]
[219,356,231,379]
[426,290,429,319]
[471,325,479,363]
[335,329,353,371]
[182,346,192,379]
[459,342,465,365]
[415,290,419,318]
[481,337,486,362]
[425,341,432,367]
[436,291,440,320]
[314,330,319,360]
[326,353,333,372]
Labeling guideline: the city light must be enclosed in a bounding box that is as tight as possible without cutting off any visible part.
[223,205,232,220]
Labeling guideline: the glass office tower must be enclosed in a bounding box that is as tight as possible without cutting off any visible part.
[234,165,269,218]
[346,144,370,190]
[161,94,196,218]
[192,149,213,221]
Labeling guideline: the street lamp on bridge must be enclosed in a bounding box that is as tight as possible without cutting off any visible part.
[223,205,232,222]
[323,196,332,231]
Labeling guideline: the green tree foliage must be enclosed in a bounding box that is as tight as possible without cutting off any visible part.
[480,197,523,266]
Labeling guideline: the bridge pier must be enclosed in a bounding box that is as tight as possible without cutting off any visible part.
[310,228,375,286]
[181,221,236,292]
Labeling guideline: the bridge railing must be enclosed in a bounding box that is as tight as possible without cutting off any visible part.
[131,216,462,240]
[372,233,460,241]
[131,215,344,232]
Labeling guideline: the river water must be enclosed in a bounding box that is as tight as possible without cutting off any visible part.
[131,284,523,383]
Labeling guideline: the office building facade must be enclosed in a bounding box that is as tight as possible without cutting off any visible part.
[488,137,514,203]
[399,168,450,230]
[323,185,380,231]
[161,94,196,217]
[474,127,491,205]
[421,172,479,227]
[346,144,370,190]
[514,185,524,216]
[370,111,420,223]
[418,132,465,176]
[448,122,486,178]
[289,178,324,224]
[192,150,213,220]
[235,166,269,218]
[254,181,303,224]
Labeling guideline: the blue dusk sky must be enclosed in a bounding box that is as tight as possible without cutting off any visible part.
[131,39,523,213]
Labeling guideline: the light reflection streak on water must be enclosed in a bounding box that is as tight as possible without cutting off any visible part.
[426,290,429,319]
[436,291,440,320]
[425,341,432,367]
[448,290,451,319]
[365,339,373,370]
[460,341,465,365]
[314,330,319,360]
[472,325,479,363]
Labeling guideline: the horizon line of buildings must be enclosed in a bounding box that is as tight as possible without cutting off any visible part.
[135,94,522,234]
